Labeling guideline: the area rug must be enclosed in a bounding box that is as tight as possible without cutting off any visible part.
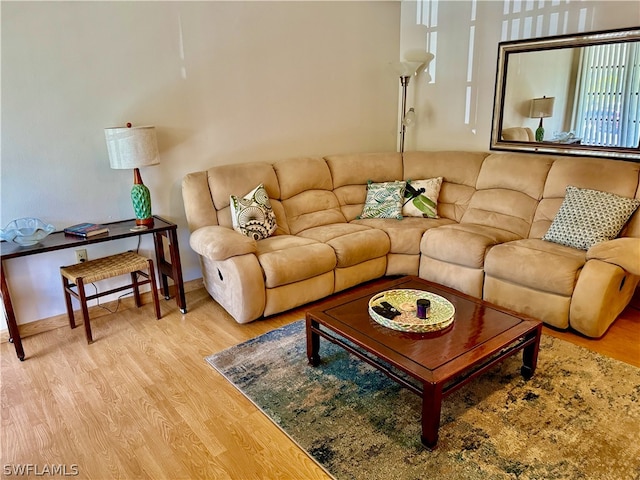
[205,321,640,480]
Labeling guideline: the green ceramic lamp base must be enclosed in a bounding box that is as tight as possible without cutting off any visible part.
[131,168,154,227]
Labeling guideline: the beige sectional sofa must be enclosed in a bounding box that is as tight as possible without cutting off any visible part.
[182,151,640,338]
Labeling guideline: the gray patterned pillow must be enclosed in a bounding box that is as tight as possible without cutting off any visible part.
[230,184,277,240]
[358,181,406,220]
[542,186,640,250]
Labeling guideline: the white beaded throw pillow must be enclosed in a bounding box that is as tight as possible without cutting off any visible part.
[230,184,277,240]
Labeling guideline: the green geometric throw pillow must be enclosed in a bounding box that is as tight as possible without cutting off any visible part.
[230,184,277,240]
[542,185,640,250]
[402,177,443,218]
[358,181,406,220]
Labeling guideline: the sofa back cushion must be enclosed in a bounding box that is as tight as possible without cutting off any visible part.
[461,153,554,238]
[182,170,220,232]
[274,157,346,234]
[183,162,287,233]
[326,152,403,221]
[204,162,289,234]
[530,156,640,239]
[403,151,488,222]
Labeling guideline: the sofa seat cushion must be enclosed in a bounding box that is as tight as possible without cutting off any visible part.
[256,235,336,288]
[421,224,520,269]
[353,217,455,254]
[298,223,390,268]
[485,238,586,296]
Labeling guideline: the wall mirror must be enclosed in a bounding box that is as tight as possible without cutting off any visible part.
[490,27,640,162]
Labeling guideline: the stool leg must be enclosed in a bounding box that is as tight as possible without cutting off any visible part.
[131,271,142,307]
[147,259,162,320]
[61,275,76,329]
[77,278,93,344]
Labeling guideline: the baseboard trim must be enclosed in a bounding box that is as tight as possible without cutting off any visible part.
[0,278,204,343]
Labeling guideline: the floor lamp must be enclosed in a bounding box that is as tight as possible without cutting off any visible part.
[397,62,424,153]
[395,53,434,153]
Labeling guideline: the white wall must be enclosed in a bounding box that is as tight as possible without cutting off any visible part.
[399,0,640,151]
[1,1,400,329]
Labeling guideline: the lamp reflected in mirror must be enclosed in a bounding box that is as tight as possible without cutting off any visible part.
[529,96,555,142]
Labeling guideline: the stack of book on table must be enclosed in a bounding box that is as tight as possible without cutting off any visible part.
[63,223,109,238]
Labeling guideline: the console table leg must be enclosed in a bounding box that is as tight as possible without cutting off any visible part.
[152,228,187,314]
[1,261,25,361]
[167,229,187,313]
[421,382,443,449]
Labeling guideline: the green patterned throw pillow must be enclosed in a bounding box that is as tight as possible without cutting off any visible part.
[230,184,277,240]
[358,181,406,220]
[402,177,443,218]
[542,185,640,250]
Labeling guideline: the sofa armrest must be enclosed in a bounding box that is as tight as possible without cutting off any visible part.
[586,237,640,276]
[189,226,257,261]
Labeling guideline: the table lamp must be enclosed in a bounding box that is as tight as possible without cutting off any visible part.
[529,96,555,142]
[105,124,160,227]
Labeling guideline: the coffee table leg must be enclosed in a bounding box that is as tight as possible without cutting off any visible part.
[306,316,320,366]
[521,326,542,379]
[421,382,443,449]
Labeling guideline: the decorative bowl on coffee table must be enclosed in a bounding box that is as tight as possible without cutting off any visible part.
[368,289,455,333]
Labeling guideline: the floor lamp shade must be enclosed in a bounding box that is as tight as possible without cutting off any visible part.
[105,126,160,227]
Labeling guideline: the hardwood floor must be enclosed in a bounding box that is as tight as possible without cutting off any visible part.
[2,280,638,479]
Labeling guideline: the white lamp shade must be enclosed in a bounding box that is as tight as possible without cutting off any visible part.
[402,108,417,127]
[105,126,160,169]
[393,61,425,77]
[529,97,555,119]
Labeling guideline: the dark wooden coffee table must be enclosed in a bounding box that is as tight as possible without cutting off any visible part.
[305,276,542,449]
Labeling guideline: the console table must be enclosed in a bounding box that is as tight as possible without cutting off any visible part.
[1,216,187,361]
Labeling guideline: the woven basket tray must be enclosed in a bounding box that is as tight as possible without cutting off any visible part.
[368,289,455,333]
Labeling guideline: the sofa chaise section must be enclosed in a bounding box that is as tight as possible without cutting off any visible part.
[483,156,640,338]
[274,156,390,293]
[183,161,337,323]
[419,153,554,298]
[330,151,486,277]
[328,152,433,277]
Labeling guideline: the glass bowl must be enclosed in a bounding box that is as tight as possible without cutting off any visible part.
[0,218,56,246]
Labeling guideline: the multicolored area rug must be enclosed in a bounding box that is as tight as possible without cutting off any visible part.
[206,321,640,480]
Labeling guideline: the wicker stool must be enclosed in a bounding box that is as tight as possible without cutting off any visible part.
[60,251,162,344]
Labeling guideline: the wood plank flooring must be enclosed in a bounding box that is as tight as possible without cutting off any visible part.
[2,280,638,479]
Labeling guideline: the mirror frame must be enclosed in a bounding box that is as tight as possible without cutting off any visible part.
[490,27,640,162]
